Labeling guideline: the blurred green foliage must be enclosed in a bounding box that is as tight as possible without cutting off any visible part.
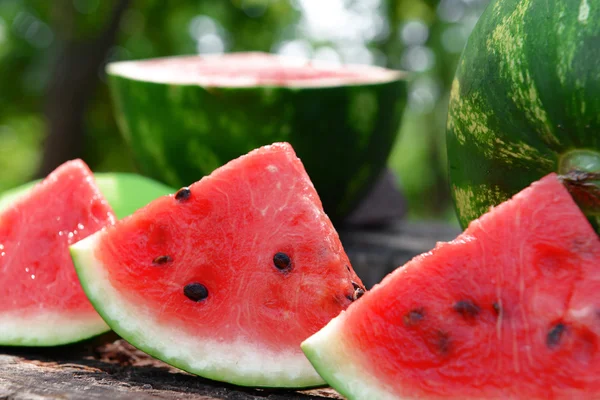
[0,0,488,222]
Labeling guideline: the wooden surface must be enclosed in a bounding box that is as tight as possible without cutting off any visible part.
[0,221,460,400]
[0,338,342,400]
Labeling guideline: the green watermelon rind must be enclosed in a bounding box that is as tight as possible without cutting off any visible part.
[70,232,327,389]
[301,311,399,400]
[0,173,174,347]
[106,54,407,222]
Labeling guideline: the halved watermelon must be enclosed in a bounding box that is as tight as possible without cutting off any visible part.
[302,173,600,399]
[0,160,117,346]
[107,52,407,222]
[70,143,365,388]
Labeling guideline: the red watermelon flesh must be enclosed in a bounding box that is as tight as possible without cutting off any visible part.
[111,52,401,87]
[302,173,600,399]
[70,142,365,388]
[0,160,115,346]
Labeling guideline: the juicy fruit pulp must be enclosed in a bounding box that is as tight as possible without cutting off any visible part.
[71,142,365,388]
[0,160,115,346]
[447,0,600,230]
[107,52,407,222]
[302,173,600,399]
[0,173,174,219]
[111,52,401,86]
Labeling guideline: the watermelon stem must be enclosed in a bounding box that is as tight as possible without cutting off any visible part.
[558,150,600,220]
[559,150,600,176]
[558,171,600,217]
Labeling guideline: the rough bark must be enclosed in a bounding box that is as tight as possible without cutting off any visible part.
[0,339,341,400]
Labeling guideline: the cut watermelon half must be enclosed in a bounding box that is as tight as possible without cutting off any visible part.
[70,142,365,388]
[0,160,116,346]
[302,173,600,399]
[106,52,407,223]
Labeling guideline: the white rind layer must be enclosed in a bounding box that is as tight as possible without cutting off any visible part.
[302,311,400,400]
[0,311,108,346]
[107,52,405,88]
[70,231,325,388]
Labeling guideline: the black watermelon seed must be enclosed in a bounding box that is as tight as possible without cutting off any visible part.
[437,330,451,355]
[175,187,191,201]
[353,287,365,301]
[152,255,172,265]
[273,252,292,271]
[348,281,365,301]
[547,323,566,348]
[403,308,425,326]
[453,300,481,319]
[346,265,351,272]
[492,302,501,315]
[183,283,208,302]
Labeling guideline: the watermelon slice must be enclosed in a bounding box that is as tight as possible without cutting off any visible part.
[302,173,600,399]
[0,160,117,346]
[70,142,365,388]
[0,173,174,219]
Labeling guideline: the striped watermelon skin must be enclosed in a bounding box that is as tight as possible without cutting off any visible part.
[447,0,600,229]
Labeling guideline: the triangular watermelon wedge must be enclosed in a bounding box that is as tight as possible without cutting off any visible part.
[70,142,365,388]
[302,173,600,399]
[0,160,116,346]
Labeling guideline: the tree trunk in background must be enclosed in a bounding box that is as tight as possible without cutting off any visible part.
[380,0,453,218]
[38,0,131,177]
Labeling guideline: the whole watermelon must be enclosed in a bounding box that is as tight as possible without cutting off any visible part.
[447,0,600,230]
